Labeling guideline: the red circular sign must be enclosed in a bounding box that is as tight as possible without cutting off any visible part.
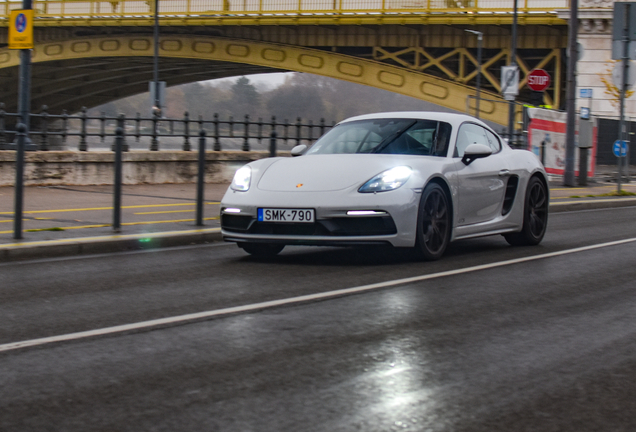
[527,69,551,92]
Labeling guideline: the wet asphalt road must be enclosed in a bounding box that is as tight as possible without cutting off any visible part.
[2,206,636,431]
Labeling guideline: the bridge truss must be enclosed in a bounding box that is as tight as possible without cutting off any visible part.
[0,1,570,126]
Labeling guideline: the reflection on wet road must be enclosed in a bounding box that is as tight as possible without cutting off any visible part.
[1,207,636,431]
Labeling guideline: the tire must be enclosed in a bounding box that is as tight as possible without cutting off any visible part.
[504,176,548,246]
[240,243,285,257]
[415,183,452,261]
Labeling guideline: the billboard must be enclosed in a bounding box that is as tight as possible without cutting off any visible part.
[527,108,597,177]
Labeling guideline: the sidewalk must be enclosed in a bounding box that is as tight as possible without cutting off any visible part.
[0,183,228,261]
[1,172,636,262]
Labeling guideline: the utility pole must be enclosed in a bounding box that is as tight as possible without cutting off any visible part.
[151,0,161,151]
[10,0,34,239]
[564,0,578,187]
[507,0,518,144]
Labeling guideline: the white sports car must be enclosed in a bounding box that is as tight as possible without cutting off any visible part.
[220,112,549,259]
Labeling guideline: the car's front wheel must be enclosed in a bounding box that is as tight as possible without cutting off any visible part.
[415,183,451,261]
[240,243,285,257]
[504,176,548,246]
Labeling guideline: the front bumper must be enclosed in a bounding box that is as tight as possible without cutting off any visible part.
[220,187,421,248]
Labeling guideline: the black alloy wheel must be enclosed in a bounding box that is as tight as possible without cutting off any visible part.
[240,243,285,257]
[416,183,451,260]
[504,176,548,246]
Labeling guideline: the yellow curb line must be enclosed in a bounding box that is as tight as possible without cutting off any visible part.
[0,217,220,234]
[0,227,222,250]
[0,202,220,215]
[134,209,197,215]
[551,197,636,205]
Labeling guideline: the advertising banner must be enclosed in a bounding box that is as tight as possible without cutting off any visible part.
[527,108,597,177]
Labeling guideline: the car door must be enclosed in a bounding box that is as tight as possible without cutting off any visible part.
[453,123,509,226]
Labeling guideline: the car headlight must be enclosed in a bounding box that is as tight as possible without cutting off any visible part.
[358,166,412,193]
[231,166,252,191]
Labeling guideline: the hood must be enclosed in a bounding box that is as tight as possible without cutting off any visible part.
[257,154,406,192]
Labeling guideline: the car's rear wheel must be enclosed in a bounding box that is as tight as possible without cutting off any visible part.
[415,183,451,261]
[504,176,548,246]
[240,243,285,257]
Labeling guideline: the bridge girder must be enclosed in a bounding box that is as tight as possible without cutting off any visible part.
[0,24,567,125]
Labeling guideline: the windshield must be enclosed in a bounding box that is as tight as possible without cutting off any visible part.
[306,118,452,157]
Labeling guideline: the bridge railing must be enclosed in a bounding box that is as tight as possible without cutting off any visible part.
[0,0,571,20]
[0,105,335,153]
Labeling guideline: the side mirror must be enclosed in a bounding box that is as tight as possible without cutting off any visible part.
[461,143,493,165]
[291,144,307,157]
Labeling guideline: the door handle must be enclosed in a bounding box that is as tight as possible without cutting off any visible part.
[498,169,510,176]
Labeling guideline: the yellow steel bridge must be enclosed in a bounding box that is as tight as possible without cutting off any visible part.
[0,0,573,125]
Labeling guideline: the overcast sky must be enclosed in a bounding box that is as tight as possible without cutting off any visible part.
[207,72,295,90]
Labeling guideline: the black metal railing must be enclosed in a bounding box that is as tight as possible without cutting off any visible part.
[0,104,336,152]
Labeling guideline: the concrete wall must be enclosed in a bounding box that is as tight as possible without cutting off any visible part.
[0,151,281,186]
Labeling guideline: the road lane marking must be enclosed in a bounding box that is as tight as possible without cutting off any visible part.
[2,236,636,353]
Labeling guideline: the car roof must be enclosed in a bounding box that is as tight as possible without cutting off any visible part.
[339,111,488,129]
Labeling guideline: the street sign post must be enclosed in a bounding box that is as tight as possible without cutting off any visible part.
[612,61,636,88]
[501,65,519,101]
[613,140,629,157]
[527,69,551,92]
[612,2,636,60]
[11,1,34,240]
[8,9,33,50]
[580,88,593,98]
[580,107,590,119]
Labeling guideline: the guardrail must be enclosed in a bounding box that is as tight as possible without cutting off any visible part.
[0,0,571,22]
[0,105,335,153]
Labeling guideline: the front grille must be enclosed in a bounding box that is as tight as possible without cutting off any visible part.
[222,215,397,237]
[221,214,252,231]
[321,217,397,236]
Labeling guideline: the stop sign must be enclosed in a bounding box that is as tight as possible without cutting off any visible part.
[527,69,551,92]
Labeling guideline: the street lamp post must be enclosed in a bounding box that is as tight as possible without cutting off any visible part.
[151,0,160,151]
[465,29,483,119]
[508,0,518,144]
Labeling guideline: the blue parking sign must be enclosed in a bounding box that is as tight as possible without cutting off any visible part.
[580,107,590,119]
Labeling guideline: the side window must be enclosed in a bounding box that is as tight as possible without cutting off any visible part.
[454,123,489,158]
[484,129,502,153]
[432,122,452,157]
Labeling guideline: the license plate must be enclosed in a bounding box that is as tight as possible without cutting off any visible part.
[258,208,315,223]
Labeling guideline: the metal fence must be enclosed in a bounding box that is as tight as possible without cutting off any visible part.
[0,105,335,153]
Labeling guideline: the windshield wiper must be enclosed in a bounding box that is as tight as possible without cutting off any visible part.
[371,120,417,154]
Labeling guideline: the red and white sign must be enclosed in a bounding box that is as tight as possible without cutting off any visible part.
[527,108,596,177]
[527,69,551,92]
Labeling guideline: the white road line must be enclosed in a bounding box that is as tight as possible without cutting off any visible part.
[2,237,636,353]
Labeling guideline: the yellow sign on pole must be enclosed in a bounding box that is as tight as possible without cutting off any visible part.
[9,9,34,50]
